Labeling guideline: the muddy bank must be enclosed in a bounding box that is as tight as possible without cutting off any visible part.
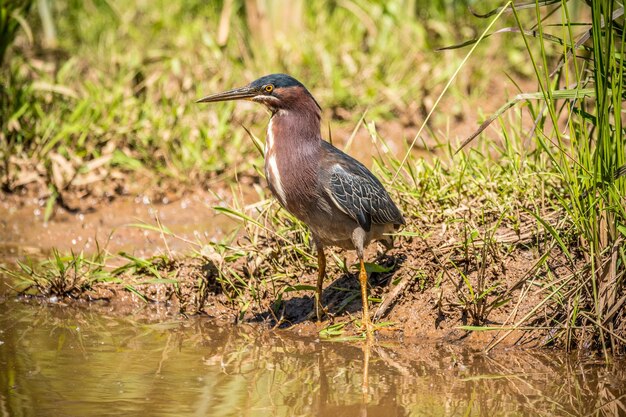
[46,246,560,349]
[0,188,238,264]
[1,190,571,351]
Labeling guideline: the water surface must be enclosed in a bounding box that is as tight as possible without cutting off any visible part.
[0,300,624,417]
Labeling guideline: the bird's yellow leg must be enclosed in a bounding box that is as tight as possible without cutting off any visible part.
[359,258,374,337]
[315,249,327,322]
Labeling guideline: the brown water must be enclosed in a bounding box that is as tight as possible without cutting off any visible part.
[1,300,624,417]
[0,192,237,265]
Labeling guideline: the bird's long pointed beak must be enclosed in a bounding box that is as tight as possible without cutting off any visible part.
[196,86,258,103]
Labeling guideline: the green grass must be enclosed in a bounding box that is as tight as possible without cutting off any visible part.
[445,0,626,354]
[2,248,111,297]
[0,0,33,67]
[0,0,511,195]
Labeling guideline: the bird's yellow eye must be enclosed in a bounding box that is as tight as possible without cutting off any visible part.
[264,84,274,93]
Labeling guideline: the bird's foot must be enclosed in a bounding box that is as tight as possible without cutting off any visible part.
[360,315,376,339]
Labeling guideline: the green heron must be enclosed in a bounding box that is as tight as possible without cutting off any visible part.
[197,74,404,335]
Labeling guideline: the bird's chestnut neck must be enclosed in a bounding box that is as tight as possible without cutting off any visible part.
[268,92,322,146]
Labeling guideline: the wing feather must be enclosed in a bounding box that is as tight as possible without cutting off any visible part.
[327,161,404,232]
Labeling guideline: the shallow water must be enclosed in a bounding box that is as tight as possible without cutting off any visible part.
[1,300,624,417]
[0,193,236,265]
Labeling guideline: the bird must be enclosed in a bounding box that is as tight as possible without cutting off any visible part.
[197,74,404,335]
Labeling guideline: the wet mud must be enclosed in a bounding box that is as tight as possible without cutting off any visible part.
[0,189,237,264]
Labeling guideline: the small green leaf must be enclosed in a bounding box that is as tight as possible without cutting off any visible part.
[128,223,173,235]
[364,262,393,273]
[44,188,58,222]
[319,322,347,338]
[138,278,178,285]
[213,206,264,228]
[284,284,316,292]
[124,285,148,302]
[111,149,143,170]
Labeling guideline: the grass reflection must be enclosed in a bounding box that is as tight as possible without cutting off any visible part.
[0,301,624,416]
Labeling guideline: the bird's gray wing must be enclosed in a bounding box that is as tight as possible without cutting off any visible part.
[326,158,404,233]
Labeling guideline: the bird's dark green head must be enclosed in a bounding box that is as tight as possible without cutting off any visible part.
[248,73,305,90]
[197,73,321,113]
